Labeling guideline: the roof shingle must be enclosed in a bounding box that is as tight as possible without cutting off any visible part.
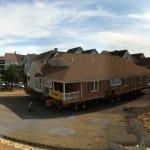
[40,53,150,82]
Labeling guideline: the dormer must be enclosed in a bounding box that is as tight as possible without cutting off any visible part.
[48,58,69,67]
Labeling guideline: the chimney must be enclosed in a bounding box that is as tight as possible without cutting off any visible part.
[54,48,58,52]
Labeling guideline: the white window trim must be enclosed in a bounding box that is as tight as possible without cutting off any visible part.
[139,76,144,84]
[90,81,99,92]
[122,78,128,86]
[34,78,43,90]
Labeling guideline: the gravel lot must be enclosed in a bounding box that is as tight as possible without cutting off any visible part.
[0,89,149,150]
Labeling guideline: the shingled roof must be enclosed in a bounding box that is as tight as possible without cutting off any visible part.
[83,49,98,54]
[16,54,26,61]
[33,50,57,61]
[137,57,150,68]
[39,53,150,83]
[109,50,127,57]
[67,47,83,54]
[131,53,145,59]
[5,53,18,61]
[26,54,37,59]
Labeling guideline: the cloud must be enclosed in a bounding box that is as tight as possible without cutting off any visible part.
[0,0,118,38]
[68,7,117,22]
[97,31,150,56]
[0,2,64,38]
[2,41,84,55]
[128,12,150,21]
[0,0,150,57]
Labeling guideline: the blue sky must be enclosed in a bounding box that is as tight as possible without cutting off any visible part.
[0,0,150,56]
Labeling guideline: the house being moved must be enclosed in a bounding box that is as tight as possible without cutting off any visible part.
[27,50,150,109]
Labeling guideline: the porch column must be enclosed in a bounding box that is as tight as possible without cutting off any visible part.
[63,83,65,100]
[52,81,54,90]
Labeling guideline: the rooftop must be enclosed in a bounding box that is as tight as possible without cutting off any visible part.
[38,52,150,82]
[109,50,128,57]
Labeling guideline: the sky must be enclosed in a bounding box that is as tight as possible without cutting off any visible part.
[0,0,150,56]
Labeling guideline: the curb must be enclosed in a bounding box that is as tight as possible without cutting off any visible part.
[2,135,82,150]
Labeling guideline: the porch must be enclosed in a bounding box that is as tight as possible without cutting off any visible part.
[62,91,79,100]
[49,82,81,101]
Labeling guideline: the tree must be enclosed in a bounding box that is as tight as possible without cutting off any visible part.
[2,65,23,83]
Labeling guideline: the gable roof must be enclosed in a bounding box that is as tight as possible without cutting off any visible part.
[137,57,150,67]
[16,54,26,61]
[67,47,83,53]
[100,50,112,55]
[33,50,57,61]
[83,49,98,54]
[109,50,128,57]
[131,53,145,59]
[29,61,45,76]
[40,53,150,83]
[27,54,37,59]
[5,53,18,61]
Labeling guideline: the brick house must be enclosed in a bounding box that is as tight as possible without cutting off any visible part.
[27,50,150,108]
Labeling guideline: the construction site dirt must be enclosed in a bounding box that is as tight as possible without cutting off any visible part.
[0,89,149,150]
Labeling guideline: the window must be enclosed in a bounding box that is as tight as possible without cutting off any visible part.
[35,78,39,89]
[34,78,43,89]
[122,78,128,86]
[89,81,99,91]
[139,76,143,84]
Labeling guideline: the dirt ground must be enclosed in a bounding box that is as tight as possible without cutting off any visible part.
[0,90,32,150]
[0,89,149,150]
[0,90,28,97]
[0,143,19,150]
[138,112,150,133]
[0,138,43,150]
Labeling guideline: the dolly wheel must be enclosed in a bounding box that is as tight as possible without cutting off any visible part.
[74,104,79,111]
[57,103,62,109]
[82,104,86,109]
[117,96,120,102]
[110,98,114,103]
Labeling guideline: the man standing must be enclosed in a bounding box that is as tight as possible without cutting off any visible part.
[28,101,32,112]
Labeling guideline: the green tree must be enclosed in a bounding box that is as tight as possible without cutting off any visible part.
[2,65,23,83]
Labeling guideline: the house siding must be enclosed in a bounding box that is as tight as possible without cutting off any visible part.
[81,80,110,101]
[65,83,80,92]
[123,51,134,62]
[79,76,148,102]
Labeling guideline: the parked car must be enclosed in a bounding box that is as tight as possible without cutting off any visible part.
[17,82,25,88]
